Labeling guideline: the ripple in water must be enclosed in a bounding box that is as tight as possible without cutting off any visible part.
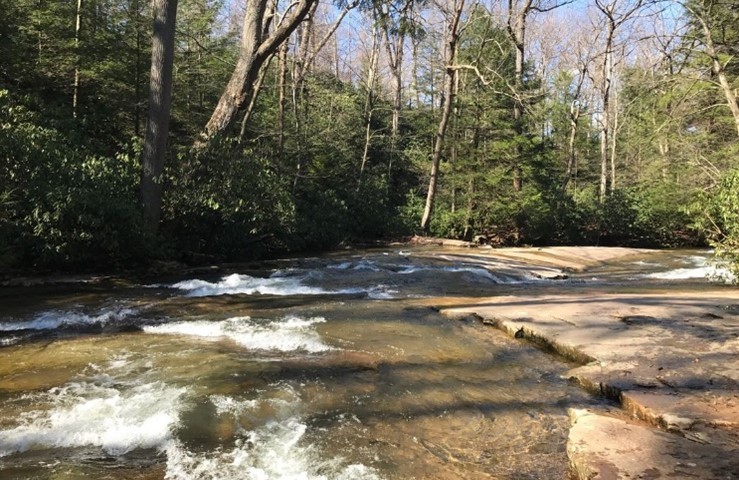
[0,306,137,332]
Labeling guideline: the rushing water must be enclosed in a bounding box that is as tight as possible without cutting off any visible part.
[0,248,730,479]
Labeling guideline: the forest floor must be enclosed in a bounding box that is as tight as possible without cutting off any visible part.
[432,246,739,479]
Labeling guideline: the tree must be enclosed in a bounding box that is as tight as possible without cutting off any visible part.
[198,0,317,143]
[684,0,739,136]
[141,0,179,232]
[592,0,647,202]
[420,0,465,233]
[505,0,569,191]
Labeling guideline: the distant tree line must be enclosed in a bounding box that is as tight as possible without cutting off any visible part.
[1,0,738,272]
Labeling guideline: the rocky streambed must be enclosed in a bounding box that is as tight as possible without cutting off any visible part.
[0,246,736,479]
[438,247,739,479]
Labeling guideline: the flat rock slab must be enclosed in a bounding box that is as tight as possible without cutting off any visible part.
[568,409,739,479]
[438,272,739,478]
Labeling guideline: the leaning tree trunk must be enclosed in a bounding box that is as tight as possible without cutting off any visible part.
[200,0,266,141]
[358,23,380,188]
[140,0,178,233]
[696,12,739,136]
[197,0,316,144]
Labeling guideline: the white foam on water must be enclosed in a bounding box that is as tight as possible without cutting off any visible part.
[0,365,186,457]
[366,286,399,300]
[351,260,382,272]
[326,262,353,270]
[397,264,528,283]
[171,273,328,297]
[326,259,383,272]
[632,260,661,267]
[0,335,23,346]
[646,265,736,282]
[163,417,382,480]
[143,316,334,353]
[210,395,260,417]
[645,254,736,283]
[0,306,137,332]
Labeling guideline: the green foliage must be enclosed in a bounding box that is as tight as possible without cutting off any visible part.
[0,0,723,273]
[0,89,150,269]
[165,140,296,259]
[688,169,739,278]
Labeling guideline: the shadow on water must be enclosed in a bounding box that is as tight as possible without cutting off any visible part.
[1,248,724,479]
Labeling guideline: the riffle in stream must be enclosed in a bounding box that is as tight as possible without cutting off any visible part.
[0,248,725,479]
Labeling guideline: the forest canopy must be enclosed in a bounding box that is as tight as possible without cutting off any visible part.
[1,0,738,272]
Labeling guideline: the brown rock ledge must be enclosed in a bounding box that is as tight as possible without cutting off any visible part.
[436,249,739,479]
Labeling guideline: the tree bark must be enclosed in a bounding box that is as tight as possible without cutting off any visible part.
[420,0,465,233]
[609,85,619,192]
[72,0,82,118]
[692,6,739,136]
[599,16,614,203]
[358,23,380,188]
[379,1,410,186]
[198,0,316,144]
[277,40,288,153]
[564,100,581,191]
[507,0,533,193]
[594,0,645,202]
[141,0,178,232]
[133,0,143,136]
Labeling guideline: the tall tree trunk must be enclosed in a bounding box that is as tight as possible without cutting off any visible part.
[412,32,421,107]
[277,40,288,153]
[563,63,587,191]
[563,101,580,191]
[449,69,461,214]
[420,0,465,233]
[133,0,143,136]
[659,140,669,181]
[291,7,317,191]
[507,0,532,192]
[141,0,178,233]
[594,0,645,201]
[380,2,409,188]
[358,23,380,188]
[599,20,614,203]
[238,53,276,142]
[200,0,266,141]
[462,177,474,240]
[609,86,619,192]
[198,0,316,144]
[72,0,82,118]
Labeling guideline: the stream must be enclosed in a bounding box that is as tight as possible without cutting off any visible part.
[0,247,731,479]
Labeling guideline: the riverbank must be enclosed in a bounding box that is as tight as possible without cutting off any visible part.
[430,246,738,479]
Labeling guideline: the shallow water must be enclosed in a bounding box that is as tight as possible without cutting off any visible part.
[0,248,729,479]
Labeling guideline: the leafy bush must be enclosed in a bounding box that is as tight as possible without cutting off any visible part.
[0,89,149,269]
[688,169,739,278]
[165,141,296,260]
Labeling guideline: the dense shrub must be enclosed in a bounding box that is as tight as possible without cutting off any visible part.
[688,169,739,278]
[0,90,149,269]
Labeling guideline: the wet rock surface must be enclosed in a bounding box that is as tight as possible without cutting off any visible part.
[567,409,738,480]
[439,248,739,479]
